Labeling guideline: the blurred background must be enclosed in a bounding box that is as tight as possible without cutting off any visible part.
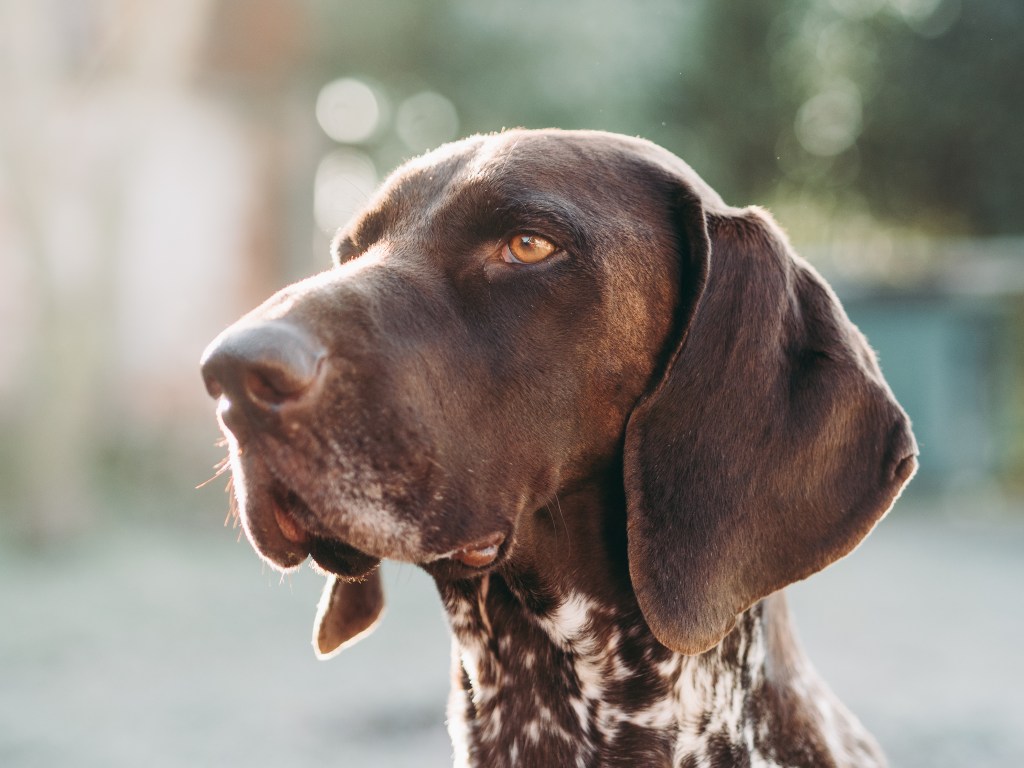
[1,1,1021,766]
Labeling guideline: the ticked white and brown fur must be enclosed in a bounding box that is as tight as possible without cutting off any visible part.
[202,129,916,767]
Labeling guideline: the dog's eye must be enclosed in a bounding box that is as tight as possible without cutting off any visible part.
[503,234,558,265]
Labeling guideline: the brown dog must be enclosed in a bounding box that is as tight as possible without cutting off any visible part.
[202,129,916,767]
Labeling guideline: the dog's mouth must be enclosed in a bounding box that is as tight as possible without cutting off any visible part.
[238,463,510,578]
[261,479,381,579]
[424,531,508,568]
[448,532,506,568]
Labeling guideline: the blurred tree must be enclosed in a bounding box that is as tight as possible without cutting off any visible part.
[305,0,698,175]
[304,0,1022,238]
[669,0,798,207]
[858,0,1024,235]
[651,0,1024,236]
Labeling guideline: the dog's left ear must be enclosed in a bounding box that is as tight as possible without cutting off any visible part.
[313,571,385,659]
[623,189,917,656]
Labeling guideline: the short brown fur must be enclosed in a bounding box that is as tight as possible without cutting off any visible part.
[201,129,916,767]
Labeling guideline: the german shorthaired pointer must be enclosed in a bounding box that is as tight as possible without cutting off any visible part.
[201,129,917,767]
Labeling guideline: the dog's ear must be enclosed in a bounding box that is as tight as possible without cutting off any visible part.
[313,571,385,659]
[623,192,917,656]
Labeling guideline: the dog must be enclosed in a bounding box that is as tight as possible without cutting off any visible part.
[201,129,916,767]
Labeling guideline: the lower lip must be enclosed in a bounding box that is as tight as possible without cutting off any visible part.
[274,505,310,545]
[449,532,506,567]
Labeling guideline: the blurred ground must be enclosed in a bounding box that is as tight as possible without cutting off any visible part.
[1,497,1022,768]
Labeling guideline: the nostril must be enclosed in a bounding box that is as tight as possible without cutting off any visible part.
[244,369,282,405]
[242,356,324,406]
[200,321,326,411]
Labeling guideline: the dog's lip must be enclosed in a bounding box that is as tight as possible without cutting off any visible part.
[427,532,508,568]
[274,503,311,546]
[451,532,507,567]
[247,462,510,574]
[248,479,313,567]
[263,481,380,578]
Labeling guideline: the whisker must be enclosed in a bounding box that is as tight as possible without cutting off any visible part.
[224,476,240,528]
[196,455,231,489]
[544,502,558,539]
[553,493,571,556]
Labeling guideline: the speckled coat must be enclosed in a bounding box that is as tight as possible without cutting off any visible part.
[443,577,883,767]
[202,129,917,768]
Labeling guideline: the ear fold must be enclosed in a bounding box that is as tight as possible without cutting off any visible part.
[313,570,385,659]
[624,198,917,656]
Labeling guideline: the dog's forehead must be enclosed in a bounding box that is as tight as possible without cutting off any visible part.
[353,132,654,243]
[460,131,610,179]
[335,129,729,263]
[381,129,728,219]
[384,131,625,204]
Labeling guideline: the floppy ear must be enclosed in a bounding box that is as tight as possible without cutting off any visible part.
[623,195,917,656]
[313,570,385,659]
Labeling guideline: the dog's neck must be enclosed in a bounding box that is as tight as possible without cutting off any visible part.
[435,483,885,768]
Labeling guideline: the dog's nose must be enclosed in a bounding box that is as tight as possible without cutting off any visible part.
[201,321,327,411]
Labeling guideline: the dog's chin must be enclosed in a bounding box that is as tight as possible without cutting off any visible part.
[231,453,512,581]
[243,499,381,579]
[307,537,381,579]
[232,469,381,579]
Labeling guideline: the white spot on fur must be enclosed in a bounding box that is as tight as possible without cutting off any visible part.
[540,592,594,647]
[569,695,590,733]
[525,720,541,743]
[482,705,503,742]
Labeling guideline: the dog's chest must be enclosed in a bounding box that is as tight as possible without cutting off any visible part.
[439,576,788,768]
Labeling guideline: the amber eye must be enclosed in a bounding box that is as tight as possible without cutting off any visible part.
[503,233,558,264]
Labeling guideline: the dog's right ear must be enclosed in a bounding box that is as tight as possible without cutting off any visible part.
[313,571,385,659]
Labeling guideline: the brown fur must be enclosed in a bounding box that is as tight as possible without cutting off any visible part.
[201,129,916,767]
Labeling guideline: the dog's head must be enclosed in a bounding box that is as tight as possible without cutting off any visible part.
[201,129,916,657]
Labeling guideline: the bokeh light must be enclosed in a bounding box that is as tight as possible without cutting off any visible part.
[829,0,886,19]
[795,80,863,157]
[395,91,459,153]
[314,148,378,234]
[315,77,384,144]
[892,0,961,37]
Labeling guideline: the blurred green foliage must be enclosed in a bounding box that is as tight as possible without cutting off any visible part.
[4,0,1021,541]
[306,0,1022,236]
